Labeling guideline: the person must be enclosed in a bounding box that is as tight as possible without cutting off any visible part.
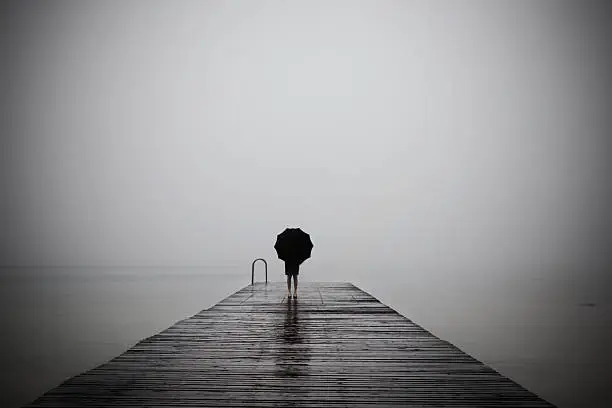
[285,260,299,299]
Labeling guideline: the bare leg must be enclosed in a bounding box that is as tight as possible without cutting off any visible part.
[293,275,298,297]
[286,275,292,297]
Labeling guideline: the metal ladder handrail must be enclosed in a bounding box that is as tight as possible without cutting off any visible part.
[251,258,267,285]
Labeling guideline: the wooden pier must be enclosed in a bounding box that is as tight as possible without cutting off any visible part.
[26,282,555,407]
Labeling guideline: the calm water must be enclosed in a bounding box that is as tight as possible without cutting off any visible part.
[1,267,609,407]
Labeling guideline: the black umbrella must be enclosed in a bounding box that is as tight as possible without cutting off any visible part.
[274,228,313,264]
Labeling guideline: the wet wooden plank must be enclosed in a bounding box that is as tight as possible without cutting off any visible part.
[25,282,556,407]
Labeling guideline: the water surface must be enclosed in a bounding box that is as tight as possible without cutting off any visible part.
[1,266,609,408]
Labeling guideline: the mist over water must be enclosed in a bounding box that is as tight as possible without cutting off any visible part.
[2,1,611,407]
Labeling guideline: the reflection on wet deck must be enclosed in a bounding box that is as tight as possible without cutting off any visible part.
[25,282,556,407]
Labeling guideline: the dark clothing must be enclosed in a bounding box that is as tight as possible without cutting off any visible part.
[284,261,299,276]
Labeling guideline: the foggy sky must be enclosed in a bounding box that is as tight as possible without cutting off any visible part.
[2,1,611,283]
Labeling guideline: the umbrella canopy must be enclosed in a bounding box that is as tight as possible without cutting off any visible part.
[274,228,313,264]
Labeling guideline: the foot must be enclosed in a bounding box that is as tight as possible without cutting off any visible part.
[293,292,297,298]
[287,292,292,299]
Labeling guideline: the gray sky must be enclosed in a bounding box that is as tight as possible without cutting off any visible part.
[2,1,611,283]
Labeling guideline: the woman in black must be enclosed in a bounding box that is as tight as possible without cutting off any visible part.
[285,260,299,298]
